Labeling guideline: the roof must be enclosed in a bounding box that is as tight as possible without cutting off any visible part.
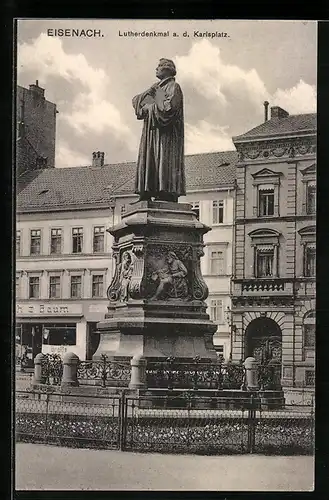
[233,113,317,142]
[17,150,238,212]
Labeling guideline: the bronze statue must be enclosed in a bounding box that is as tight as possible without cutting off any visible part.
[151,251,188,300]
[132,58,186,203]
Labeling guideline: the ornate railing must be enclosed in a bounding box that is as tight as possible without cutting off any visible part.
[146,357,246,390]
[77,354,131,388]
[242,280,285,292]
[146,357,283,391]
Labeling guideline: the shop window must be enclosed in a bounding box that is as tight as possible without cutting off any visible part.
[50,228,62,254]
[210,299,223,323]
[43,324,76,346]
[212,200,224,224]
[93,226,105,253]
[191,201,200,220]
[30,229,41,255]
[256,247,274,277]
[210,250,225,275]
[258,188,274,216]
[72,227,83,253]
[29,276,40,298]
[49,275,61,299]
[70,275,82,298]
[92,274,104,298]
[16,230,21,256]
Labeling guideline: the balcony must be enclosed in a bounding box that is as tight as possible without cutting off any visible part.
[233,279,293,297]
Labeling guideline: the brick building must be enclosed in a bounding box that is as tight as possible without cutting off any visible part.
[231,104,316,402]
[16,81,57,176]
[16,151,237,362]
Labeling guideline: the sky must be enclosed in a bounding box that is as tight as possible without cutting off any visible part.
[17,19,317,168]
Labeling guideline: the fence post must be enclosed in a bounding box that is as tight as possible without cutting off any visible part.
[243,357,259,391]
[129,354,147,389]
[119,391,126,451]
[247,393,256,454]
[44,392,50,444]
[61,352,80,387]
[33,353,47,385]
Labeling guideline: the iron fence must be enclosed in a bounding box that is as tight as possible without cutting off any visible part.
[146,358,282,391]
[16,390,314,455]
[39,354,131,387]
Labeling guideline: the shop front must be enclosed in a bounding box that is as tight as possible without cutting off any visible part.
[16,301,107,363]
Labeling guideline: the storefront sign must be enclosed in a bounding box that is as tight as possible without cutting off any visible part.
[42,345,69,356]
[16,303,83,316]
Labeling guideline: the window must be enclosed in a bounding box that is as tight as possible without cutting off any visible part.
[121,205,126,217]
[303,311,315,361]
[16,275,20,298]
[304,245,316,277]
[43,324,76,346]
[72,227,83,253]
[93,226,105,253]
[16,230,21,256]
[92,275,104,298]
[212,201,224,224]
[30,229,41,255]
[306,183,316,215]
[49,276,61,299]
[256,247,274,277]
[50,229,62,254]
[210,250,224,275]
[191,201,200,220]
[210,299,223,323]
[70,275,82,298]
[29,276,40,298]
[258,188,274,216]
[304,324,315,347]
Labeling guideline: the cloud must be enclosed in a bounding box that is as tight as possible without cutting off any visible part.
[175,39,316,115]
[18,33,135,144]
[55,141,90,168]
[272,79,316,114]
[185,121,234,154]
[175,39,268,106]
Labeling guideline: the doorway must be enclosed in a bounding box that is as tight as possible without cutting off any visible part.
[245,317,282,363]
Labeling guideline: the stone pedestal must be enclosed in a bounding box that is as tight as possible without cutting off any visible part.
[93,200,217,364]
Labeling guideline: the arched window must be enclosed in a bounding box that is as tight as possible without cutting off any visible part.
[303,310,315,359]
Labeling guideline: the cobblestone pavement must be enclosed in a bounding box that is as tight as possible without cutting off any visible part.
[15,443,314,491]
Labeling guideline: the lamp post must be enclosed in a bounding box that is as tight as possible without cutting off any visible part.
[225,305,236,361]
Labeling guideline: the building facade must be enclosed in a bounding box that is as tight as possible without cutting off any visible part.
[231,106,316,399]
[16,81,57,176]
[16,151,237,363]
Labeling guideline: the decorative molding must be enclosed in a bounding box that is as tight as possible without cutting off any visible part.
[236,138,316,163]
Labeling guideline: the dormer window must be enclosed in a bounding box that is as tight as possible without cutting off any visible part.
[252,168,282,218]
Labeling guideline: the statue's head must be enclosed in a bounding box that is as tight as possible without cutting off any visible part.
[122,251,132,265]
[156,58,176,80]
[167,251,177,263]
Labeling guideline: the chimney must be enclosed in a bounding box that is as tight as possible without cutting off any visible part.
[263,101,269,122]
[29,80,45,98]
[270,106,289,120]
[92,151,105,167]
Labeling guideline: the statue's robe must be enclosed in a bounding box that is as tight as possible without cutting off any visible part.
[132,76,186,200]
